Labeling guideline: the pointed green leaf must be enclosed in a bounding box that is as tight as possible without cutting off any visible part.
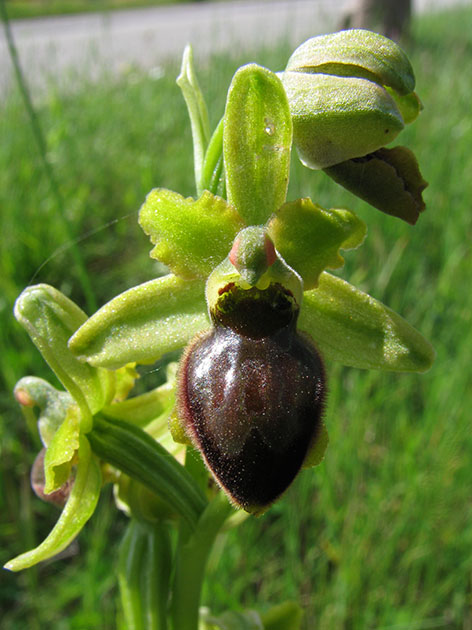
[267,198,366,289]
[89,416,208,529]
[4,435,101,571]
[224,64,292,225]
[177,44,211,194]
[14,285,114,430]
[69,275,209,369]
[299,272,435,372]
[139,189,245,279]
[44,405,81,493]
[286,29,415,95]
[324,146,428,224]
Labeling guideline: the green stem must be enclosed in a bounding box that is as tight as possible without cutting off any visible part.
[0,0,96,313]
[170,492,233,630]
[118,519,172,630]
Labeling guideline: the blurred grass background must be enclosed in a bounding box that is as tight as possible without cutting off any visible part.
[4,0,212,20]
[1,4,472,628]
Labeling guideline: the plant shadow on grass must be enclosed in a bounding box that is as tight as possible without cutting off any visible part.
[1,6,472,628]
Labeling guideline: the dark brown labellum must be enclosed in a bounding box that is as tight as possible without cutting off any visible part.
[177,283,325,514]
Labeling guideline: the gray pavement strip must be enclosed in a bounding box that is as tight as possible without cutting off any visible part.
[0,0,469,97]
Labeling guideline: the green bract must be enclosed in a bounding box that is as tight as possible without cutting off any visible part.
[281,29,420,170]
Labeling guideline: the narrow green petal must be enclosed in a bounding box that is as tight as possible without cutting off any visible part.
[14,285,114,430]
[139,188,245,279]
[69,275,209,369]
[286,29,415,95]
[299,272,435,372]
[267,198,366,289]
[4,436,101,572]
[224,64,292,225]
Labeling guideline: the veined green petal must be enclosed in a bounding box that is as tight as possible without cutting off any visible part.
[139,188,245,279]
[4,435,101,572]
[224,64,292,225]
[286,29,415,95]
[299,272,435,372]
[69,275,209,369]
[44,405,81,494]
[267,198,367,289]
[14,285,114,430]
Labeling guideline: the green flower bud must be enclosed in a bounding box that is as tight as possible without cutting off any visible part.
[281,29,419,169]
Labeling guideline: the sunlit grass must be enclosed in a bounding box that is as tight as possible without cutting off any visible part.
[1,5,472,628]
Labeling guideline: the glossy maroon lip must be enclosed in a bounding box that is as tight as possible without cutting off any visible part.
[177,282,325,514]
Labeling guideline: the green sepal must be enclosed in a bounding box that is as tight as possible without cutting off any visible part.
[14,376,73,447]
[139,188,245,279]
[44,405,81,494]
[177,44,211,195]
[69,275,209,369]
[324,146,428,224]
[267,198,367,289]
[14,285,114,431]
[286,29,415,96]
[298,272,435,372]
[89,415,208,529]
[280,71,403,169]
[4,435,101,572]
[224,64,292,225]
